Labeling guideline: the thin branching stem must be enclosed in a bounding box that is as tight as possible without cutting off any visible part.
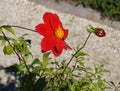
[18,50,31,74]
[72,60,77,72]
[1,25,36,32]
[62,32,92,74]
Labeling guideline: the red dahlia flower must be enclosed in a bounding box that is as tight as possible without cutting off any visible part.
[35,12,71,57]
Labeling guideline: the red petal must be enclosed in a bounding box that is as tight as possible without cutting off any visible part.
[43,12,53,27]
[52,46,63,57]
[52,40,71,57]
[52,41,63,57]
[35,24,53,37]
[41,37,56,52]
[43,12,62,30]
[63,41,72,50]
[51,14,62,30]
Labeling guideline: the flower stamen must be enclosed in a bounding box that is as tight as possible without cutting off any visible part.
[55,26,64,39]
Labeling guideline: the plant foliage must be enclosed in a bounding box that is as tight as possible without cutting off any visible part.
[0,25,119,91]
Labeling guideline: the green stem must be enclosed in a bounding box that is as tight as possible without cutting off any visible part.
[72,60,77,72]
[19,51,31,74]
[62,32,92,74]
[1,25,36,32]
[84,68,93,83]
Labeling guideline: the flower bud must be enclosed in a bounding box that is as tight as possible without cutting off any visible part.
[94,28,106,37]
[3,45,14,55]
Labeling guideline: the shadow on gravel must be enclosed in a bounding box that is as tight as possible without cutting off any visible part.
[0,65,19,91]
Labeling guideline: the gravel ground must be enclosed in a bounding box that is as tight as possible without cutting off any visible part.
[0,0,120,90]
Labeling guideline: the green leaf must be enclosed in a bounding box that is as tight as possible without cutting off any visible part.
[0,36,15,46]
[21,33,29,37]
[1,40,6,46]
[0,36,5,40]
[74,45,79,51]
[45,68,54,76]
[31,58,41,66]
[13,36,32,59]
[17,63,25,73]
[0,27,2,34]
[42,52,51,67]
[77,59,84,67]
[74,45,88,57]
[74,51,88,58]
[80,81,91,89]
[97,77,104,88]
[65,69,72,77]
[77,51,88,56]
[68,82,75,91]
[2,26,15,35]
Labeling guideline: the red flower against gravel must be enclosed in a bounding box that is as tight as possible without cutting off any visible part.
[35,12,71,57]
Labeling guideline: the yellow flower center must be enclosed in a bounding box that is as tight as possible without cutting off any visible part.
[55,26,64,39]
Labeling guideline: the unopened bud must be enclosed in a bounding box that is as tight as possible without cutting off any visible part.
[94,28,106,37]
